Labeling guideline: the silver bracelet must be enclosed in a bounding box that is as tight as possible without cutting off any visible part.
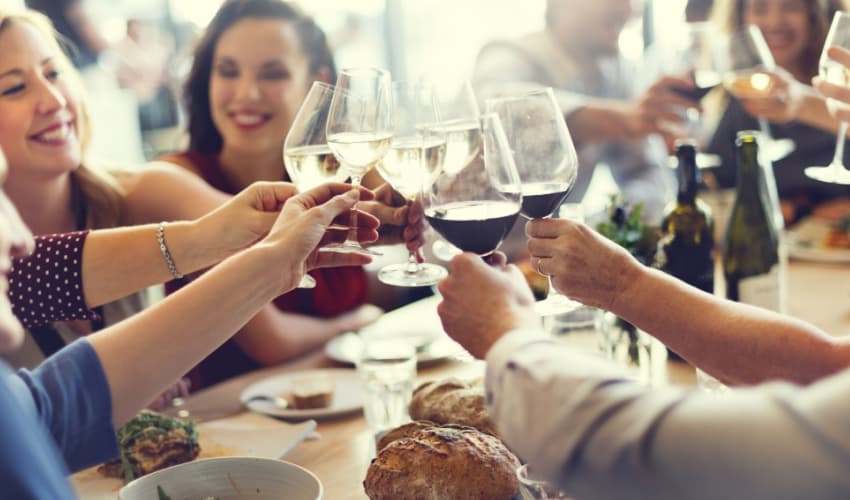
[157,221,184,280]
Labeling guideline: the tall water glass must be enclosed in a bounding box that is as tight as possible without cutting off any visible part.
[357,339,416,442]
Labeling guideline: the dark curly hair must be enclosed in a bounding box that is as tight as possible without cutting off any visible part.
[183,0,336,153]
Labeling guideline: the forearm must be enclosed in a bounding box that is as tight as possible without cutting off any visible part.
[231,306,342,366]
[567,100,636,146]
[81,221,230,307]
[487,334,850,499]
[89,244,286,425]
[612,265,847,385]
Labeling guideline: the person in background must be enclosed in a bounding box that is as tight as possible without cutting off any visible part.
[472,0,691,222]
[24,0,107,69]
[705,0,850,225]
[158,0,424,389]
[0,149,378,498]
[434,50,850,495]
[0,8,241,378]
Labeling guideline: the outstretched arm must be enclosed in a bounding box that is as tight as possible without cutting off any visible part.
[526,218,850,385]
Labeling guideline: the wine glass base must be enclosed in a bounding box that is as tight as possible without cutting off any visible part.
[535,294,582,316]
[321,242,383,257]
[297,274,317,289]
[804,165,850,185]
[378,263,447,287]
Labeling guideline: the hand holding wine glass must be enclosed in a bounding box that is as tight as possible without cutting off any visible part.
[806,11,850,185]
[486,87,579,316]
[326,67,394,255]
[373,80,448,286]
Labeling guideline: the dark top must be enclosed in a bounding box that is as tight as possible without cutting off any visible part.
[26,0,99,68]
[160,150,369,389]
[706,97,850,217]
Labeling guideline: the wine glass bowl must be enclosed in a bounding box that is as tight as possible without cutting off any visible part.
[422,113,521,258]
[374,80,448,287]
[486,87,580,315]
[805,11,850,185]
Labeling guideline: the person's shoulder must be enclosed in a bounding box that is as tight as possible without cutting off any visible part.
[157,150,209,177]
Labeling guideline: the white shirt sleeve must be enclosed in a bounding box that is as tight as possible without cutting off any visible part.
[485,330,850,500]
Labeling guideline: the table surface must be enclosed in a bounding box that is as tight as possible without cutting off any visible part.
[73,258,849,499]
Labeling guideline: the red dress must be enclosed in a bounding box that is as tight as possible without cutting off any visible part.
[161,151,368,389]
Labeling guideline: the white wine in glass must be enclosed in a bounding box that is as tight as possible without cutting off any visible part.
[374,81,448,287]
[326,68,394,255]
[805,11,850,185]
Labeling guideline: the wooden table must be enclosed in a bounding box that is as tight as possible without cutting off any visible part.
[76,258,850,499]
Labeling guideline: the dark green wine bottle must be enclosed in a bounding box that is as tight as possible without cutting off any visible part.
[722,131,781,311]
[657,140,715,361]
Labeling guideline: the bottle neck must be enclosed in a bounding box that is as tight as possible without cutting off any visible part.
[676,146,699,204]
[735,141,762,199]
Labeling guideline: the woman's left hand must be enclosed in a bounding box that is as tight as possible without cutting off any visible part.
[357,182,427,255]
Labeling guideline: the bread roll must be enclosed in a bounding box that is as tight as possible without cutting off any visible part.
[408,378,497,437]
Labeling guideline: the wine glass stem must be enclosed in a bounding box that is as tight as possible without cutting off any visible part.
[405,250,421,274]
[758,117,772,140]
[346,176,362,246]
[833,122,849,169]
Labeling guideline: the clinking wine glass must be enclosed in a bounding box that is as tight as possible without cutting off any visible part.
[430,81,482,261]
[805,11,850,185]
[326,67,394,255]
[716,24,795,162]
[284,81,348,288]
[422,113,521,261]
[374,80,448,287]
[486,87,580,316]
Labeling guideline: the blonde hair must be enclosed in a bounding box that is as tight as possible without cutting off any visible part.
[710,0,849,79]
[0,9,125,229]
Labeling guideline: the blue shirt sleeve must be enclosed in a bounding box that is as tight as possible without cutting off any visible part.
[10,339,119,472]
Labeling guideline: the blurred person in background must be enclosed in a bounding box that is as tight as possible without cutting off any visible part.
[705,0,850,225]
[472,0,692,224]
[159,0,424,390]
[24,0,107,69]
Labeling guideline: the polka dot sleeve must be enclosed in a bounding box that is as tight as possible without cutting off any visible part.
[9,231,98,329]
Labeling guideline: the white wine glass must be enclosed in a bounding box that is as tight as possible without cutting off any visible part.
[374,80,448,286]
[716,25,795,162]
[422,113,521,259]
[284,81,348,289]
[326,67,394,255]
[486,87,580,316]
[431,81,482,261]
[805,11,850,185]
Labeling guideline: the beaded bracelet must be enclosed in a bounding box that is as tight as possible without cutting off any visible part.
[157,222,184,280]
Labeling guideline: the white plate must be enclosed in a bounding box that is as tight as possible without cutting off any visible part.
[72,413,317,500]
[119,457,322,500]
[325,331,462,366]
[787,217,850,263]
[241,368,362,420]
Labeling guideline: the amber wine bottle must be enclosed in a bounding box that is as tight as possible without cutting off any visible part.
[722,132,781,311]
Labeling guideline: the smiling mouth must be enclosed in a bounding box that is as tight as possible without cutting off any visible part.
[229,112,271,128]
[30,122,73,144]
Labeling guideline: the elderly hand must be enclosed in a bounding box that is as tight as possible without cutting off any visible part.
[358,182,427,256]
[436,252,539,359]
[737,67,803,124]
[814,46,850,123]
[525,218,641,311]
[265,183,380,292]
[194,181,298,257]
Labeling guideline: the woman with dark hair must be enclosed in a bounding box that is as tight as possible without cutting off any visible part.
[160,0,418,389]
[705,0,850,224]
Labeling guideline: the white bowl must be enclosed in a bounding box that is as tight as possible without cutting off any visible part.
[118,456,323,500]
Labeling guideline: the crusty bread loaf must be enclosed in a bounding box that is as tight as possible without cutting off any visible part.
[364,424,520,500]
[408,378,497,437]
[376,420,437,452]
